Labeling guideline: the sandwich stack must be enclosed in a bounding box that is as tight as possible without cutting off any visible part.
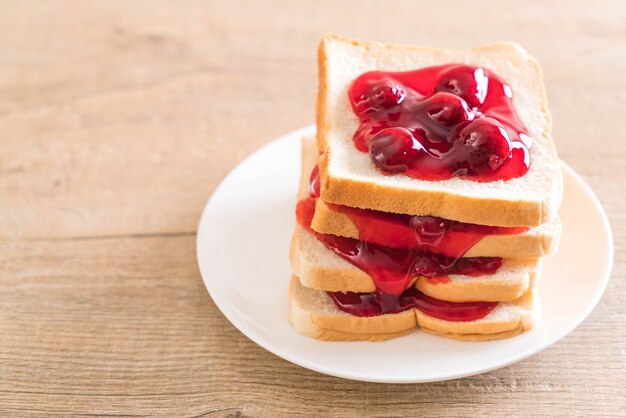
[288,35,563,341]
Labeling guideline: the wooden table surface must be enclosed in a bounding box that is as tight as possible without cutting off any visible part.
[1,1,624,416]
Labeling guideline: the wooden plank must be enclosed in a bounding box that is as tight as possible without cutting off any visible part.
[1,0,624,239]
[0,236,624,416]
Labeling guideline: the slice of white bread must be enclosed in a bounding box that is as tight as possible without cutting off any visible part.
[299,135,562,258]
[316,35,563,227]
[291,225,541,302]
[289,276,537,341]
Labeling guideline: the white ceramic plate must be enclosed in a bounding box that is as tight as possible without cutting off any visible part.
[196,125,613,383]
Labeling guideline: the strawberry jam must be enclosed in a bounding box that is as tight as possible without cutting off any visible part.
[330,202,527,255]
[296,198,502,295]
[308,165,321,198]
[349,64,531,181]
[329,287,498,320]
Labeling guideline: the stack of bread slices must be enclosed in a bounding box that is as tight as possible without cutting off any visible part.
[289,35,562,341]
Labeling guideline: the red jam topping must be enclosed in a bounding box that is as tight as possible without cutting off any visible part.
[329,287,498,320]
[296,198,502,295]
[349,64,532,181]
[330,202,527,255]
[308,165,321,198]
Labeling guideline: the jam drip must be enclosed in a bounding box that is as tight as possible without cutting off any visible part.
[299,166,503,318]
[349,64,532,181]
[308,165,321,198]
[329,287,498,320]
[330,203,527,255]
[296,198,502,295]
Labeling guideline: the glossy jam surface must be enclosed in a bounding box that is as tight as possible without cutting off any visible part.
[330,201,528,254]
[329,287,498,320]
[308,165,321,198]
[349,64,532,181]
[315,230,502,294]
[296,198,502,295]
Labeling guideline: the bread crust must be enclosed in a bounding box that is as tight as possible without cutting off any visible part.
[318,166,545,226]
[420,324,524,341]
[289,276,536,341]
[414,274,532,303]
[316,35,563,227]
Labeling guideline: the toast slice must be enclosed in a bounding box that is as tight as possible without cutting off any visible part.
[299,135,561,258]
[289,276,537,341]
[316,35,563,227]
[291,225,541,302]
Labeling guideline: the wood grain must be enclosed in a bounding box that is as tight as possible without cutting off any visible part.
[0,0,624,416]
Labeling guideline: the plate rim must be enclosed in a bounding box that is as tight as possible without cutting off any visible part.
[196,124,614,383]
